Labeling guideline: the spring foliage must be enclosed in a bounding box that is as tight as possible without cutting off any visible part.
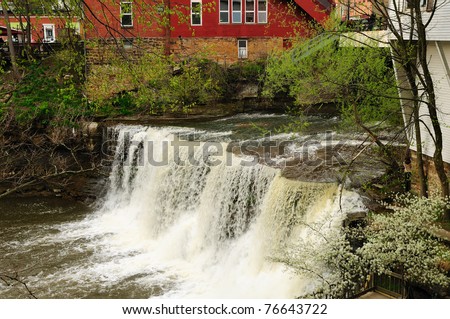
[1,48,86,126]
[274,226,367,298]
[84,53,222,114]
[263,39,402,129]
[276,195,450,298]
[361,195,450,289]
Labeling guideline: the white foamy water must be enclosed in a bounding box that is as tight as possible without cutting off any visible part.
[0,125,367,298]
[81,126,365,298]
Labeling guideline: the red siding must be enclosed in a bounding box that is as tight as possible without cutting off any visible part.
[171,0,313,38]
[84,0,165,39]
[84,0,317,40]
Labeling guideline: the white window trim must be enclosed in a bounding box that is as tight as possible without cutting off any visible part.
[191,0,202,26]
[232,0,242,24]
[120,1,133,28]
[219,0,229,24]
[245,0,255,24]
[42,24,55,43]
[257,0,267,24]
[238,39,248,59]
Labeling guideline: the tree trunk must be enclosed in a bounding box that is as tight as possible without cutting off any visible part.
[398,54,428,197]
[411,98,428,197]
[24,1,33,59]
[404,60,428,197]
[414,5,449,205]
[382,4,429,197]
[164,0,171,56]
[1,0,20,79]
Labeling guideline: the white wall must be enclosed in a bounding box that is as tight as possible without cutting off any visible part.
[407,41,450,164]
[422,0,450,41]
[390,0,450,41]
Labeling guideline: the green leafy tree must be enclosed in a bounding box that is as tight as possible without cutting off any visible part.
[1,0,19,78]
[265,1,450,207]
[331,0,450,210]
[264,35,402,169]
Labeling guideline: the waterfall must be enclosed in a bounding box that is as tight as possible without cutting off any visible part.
[91,125,366,298]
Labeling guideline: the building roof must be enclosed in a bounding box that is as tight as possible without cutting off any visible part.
[294,0,332,24]
[0,26,23,36]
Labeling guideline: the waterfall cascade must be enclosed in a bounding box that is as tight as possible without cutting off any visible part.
[90,125,366,298]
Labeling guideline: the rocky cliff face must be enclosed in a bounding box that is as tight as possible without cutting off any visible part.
[0,121,108,203]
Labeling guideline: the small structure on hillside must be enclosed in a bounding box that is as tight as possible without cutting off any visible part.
[0,4,81,44]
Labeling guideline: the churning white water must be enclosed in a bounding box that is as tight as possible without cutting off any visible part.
[0,123,367,298]
[83,125,366,298]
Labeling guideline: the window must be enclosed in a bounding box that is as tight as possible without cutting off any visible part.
[43,24,55,43]
[238,39,247,59]
[123,38,134,49]
[191,0,202,25]
[245,0,255,23]
[220,0,229,23]
[220,0,267,24]
[120,1,133,27]
[232,0,242,23]
[426,0,434,11]
[257,0,267,23]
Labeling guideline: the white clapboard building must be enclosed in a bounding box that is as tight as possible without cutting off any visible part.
[392,0,450,167]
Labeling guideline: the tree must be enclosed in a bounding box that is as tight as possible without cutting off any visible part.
[1,0,19,79]
[275,195,450,298]
[360,195,450,295]
[273,223,368,298]
[0,0,224,199]
[263,31,403,171]
[341,0,449,204]
[264,2,450,209]
[6,0,35,58]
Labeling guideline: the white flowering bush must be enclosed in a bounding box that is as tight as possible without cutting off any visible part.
[273,221,369,298]
[276,195,450,298]
[279,232,367,298]
[359,195,450,290]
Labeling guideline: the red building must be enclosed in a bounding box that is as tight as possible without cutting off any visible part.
[83,0,332,64]
[0,5,81,44]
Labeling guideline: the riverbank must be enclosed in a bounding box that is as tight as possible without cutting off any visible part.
[0,54,402,206]
[1,109,406,229]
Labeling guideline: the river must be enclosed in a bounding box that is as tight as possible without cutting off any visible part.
[0,113,374,298]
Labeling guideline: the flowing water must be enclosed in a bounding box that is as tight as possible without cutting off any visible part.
[0,114,369,298]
